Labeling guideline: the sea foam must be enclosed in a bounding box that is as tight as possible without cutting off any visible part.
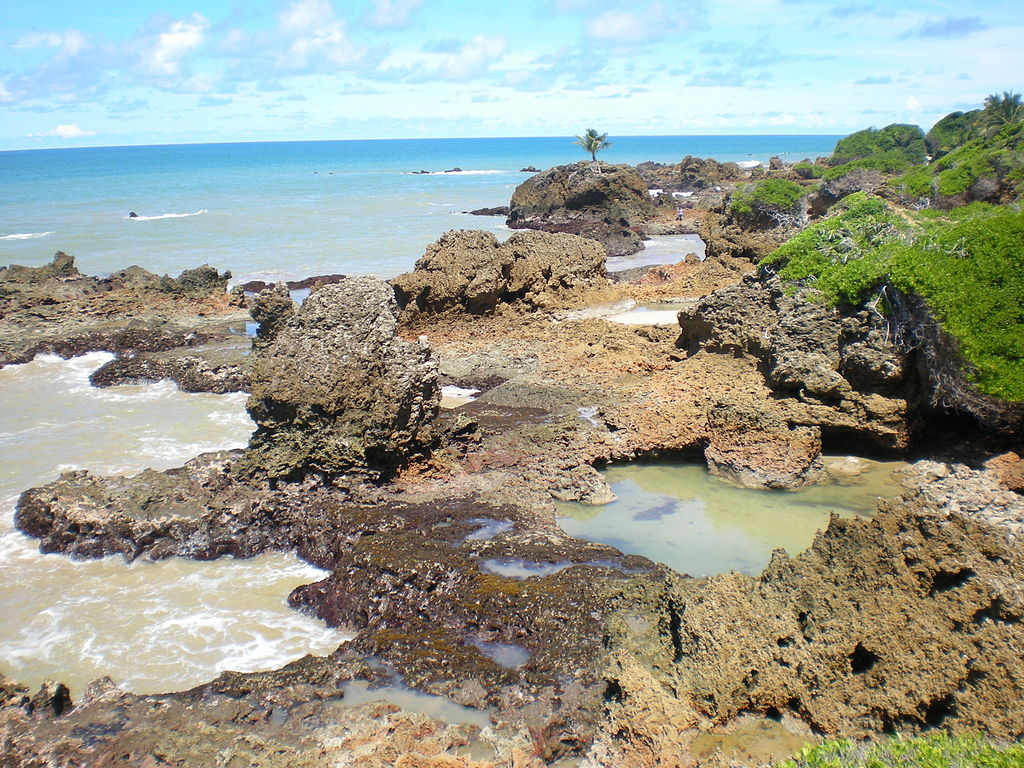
[0,232,53,241]
[128,209,208,221]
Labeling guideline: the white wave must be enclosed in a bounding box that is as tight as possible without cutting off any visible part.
[127,209,207,221]
[0,231,53,241]
[737,160,762,169]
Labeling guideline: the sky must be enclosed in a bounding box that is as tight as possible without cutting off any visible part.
[1,0,1021,150]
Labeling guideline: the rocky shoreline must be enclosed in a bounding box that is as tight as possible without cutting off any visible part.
[1,150,1022,767]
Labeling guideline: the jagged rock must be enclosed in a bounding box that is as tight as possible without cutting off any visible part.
[704,399,826,488]
[617,464,1024,738]
[678,155,744,189]
[248,283,296,352]
[770,290,849,398]
[678,276,911,453]
[677,275,776,356]
[88,348,248,393]
[244,278,440,481]
[392,229,607,318]
[699,210,802,262]
[466,206,510,216]
[507,161,656,256]
[0,252,80,283]
[811,168,885,213]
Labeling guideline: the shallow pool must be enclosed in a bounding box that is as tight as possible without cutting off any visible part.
[556,457,906,577]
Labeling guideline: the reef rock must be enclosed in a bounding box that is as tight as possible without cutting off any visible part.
[244,277,440,481]
[607,464,1024,740]
[704,399,826,489]
[393,229,608,318]
[507,161,656,256]
[679,275,912,454]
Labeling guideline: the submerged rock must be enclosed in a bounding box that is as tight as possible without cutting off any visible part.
[244,277,440,481]
[392,229,607,319]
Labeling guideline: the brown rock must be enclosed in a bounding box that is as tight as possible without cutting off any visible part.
[393,229,608,318]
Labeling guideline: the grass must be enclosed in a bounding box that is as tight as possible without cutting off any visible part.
[778,732,1024,768]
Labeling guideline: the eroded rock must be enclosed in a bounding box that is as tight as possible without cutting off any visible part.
[244,277,440,481]
[392,229,608,319]
[507,162,656,256]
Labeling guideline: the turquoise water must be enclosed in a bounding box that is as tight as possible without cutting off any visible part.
[1,135,840,282]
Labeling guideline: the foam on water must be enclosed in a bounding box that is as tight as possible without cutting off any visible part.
[0,231,53,240]
[0,354,347,696]
[127,209,208,221]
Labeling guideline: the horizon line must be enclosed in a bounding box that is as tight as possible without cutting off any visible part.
[0,132,846,154]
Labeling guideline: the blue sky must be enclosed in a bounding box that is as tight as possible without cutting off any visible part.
[1,0,1021,149]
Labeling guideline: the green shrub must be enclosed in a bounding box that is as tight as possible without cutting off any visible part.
[730,178,806,222]
[779,732,1024,768]
[925,110,982,159]
[889,166,934,198]
[761,194,1024,401]
[832,123,927,166]
[793,161,825,179]
[823,151,915,181]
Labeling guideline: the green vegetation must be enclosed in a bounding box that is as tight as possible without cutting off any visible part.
[779,732,1024,768]
[925,110,981,159]
[761,192,1024,401]
[832,124,927,167]
[793,161,825,179]
[574,128,611,161]
[930,121,1024,199]
[981,91,1024,136]
[890,166,934,198]
[730,178,806,223]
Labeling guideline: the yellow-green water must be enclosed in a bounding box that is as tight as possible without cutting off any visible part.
[556,458,906,577]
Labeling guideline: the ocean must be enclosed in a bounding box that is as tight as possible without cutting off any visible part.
[0,134,843,696]
[0,135,842,282]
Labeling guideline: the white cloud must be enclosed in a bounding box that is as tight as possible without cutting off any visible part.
[0,81,13,103]
[368,0,423,28]
[905,95,922,111]
[439,35,506,80]
[28,123,96,139]
[143,14,208,76]
[278,0,367,70]
[585,1,703,44]
[280,0,335,33]
[15,30,89,55]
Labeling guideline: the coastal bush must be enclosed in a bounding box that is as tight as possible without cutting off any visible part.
[931,122,1024,199]
[925,110,982,159]
[761,193,1024,401]
[779,732,1024,768]
[890,166,934,198]
[831,124,927,167]
[822,151,914,182]
[730,178,806,224]
[793,161,824,179]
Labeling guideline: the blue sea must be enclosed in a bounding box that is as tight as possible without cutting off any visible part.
[0,135,841,283]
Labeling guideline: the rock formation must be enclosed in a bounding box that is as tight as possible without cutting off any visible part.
[507,162,656,256]
[244,277,440,482]
[392,229,608,318]
[679,274,912,460]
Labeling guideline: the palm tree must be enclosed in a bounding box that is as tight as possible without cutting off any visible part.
[574,128,611,161]
[980,91,1023,135]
